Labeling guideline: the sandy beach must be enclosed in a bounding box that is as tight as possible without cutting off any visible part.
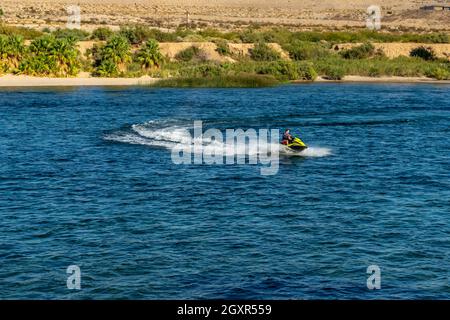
[1,74,449,87]
[318,75,450,84]
[0,75,157,87]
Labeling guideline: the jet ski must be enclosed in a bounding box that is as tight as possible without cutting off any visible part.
[281,136,308,152]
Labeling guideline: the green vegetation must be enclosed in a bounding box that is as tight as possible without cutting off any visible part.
[135,39,164,69]
[255,60,317,81]
[320,64,345,80]
[91,27,114,41]
[175,46,207,62]
[426,66,450,80]
[119,25,151,45]
[0,35,26,72]
[250,29,450,45]
[118,25,184,44]
[0,24,449,84]
[313,56,450,79]
[340,43,380,59]
[0,25,42,39]
[91,35,131,77]
[250,42,280,61]
[52,28,89,41]
[214,39,231,56]
[153,74,279,88]
[0,25,449,44]
[410,46,437,61]
[285,41,332,60]
[18,35,81,76]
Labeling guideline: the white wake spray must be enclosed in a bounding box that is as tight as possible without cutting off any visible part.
[104,120,332,158]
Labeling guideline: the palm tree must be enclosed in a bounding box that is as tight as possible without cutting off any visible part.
[96,59,119,77]
[93,35,131,76]
[19,35,81,76]
[0,35,26,71]
[135,39,163,69]
[52,37,80,76]
[101,35,131,66]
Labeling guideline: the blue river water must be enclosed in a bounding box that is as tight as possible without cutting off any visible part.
[0,83,449,299]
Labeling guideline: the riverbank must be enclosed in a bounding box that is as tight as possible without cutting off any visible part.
[0,75,157,87]
[316,75,450,84]
[1,26,449,84]
[1,74,449,87]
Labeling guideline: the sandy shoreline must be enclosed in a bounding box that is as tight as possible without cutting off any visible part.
[0,75,449,87]
[0,75,158,87]
[316,76,450,84]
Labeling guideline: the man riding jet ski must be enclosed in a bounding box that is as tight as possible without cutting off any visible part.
[281,129,308,151]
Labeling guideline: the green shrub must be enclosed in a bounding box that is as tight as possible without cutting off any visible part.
[170,62,229,78]
[197,28,224,39]
[239,30,264,43]
[0,34,26,71]
[311,55,450,79]
[214,39,231,56]
[250,42,281,61]
[153,73,279,88]
[122,61,146,77]
[95,59,119,77]
[425,66,450,80]
[175,46,207,62]
[0,25,42,39]
[322,65,345,80]
[340,43,376,59]
[297,62,318,80]
[423,33,450,44]
[197,28,238,41]
[288,30,449,44]
[119,25,152,45]
[19,35,81,76]
[251,60,317,81]
[92,35,131,77]
[182,34,206,42]
[150,29,179,42]
[135,39,164,69]
[410,46,436,61]
[286,41,332,60]
[172,27,197,40]
[259,28,292,45]
[188,64,226,77]
[18,55,55,75]
[52,28,89,41]
[368,66,381,77]
[256,60,298,80]
[91,27,114,41]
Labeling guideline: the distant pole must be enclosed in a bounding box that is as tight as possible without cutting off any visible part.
[186,11,190,26]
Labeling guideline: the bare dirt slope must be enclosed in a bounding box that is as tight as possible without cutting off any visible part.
[335,43,450,59]
[76,41,289,62]
[75,40,450,62]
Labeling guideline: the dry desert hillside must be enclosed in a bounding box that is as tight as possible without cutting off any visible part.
[1,0,449,31]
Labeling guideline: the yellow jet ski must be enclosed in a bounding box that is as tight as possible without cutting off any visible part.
[282,136,308,152]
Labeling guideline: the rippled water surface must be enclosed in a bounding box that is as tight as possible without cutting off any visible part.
[0,83,449,299]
